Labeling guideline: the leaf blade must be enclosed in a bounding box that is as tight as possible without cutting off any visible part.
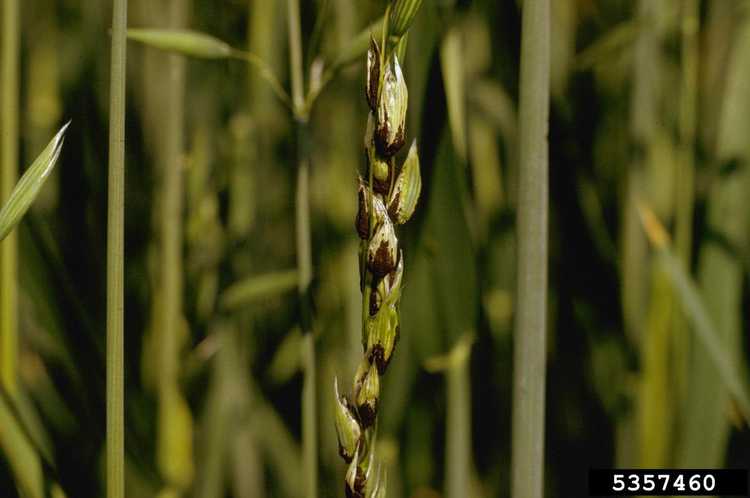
[639,203,750,421]
[0,121,69,242]
[219,270,299,311]
[127,29,232,59]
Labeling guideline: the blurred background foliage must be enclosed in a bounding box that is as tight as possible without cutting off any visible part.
[0,0,749,497]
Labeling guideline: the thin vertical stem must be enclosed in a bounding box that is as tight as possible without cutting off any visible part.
[301,331,317,498]
[445,338,472,498]
[287,0,317,496]
[287,0,305,115]
[511,0,549,497]
[676,0,699,266]
[676,0,698,266]
[159,0,187,403]
[1,0,20,396]
[107,0,127,497]
[156,0,188,489]
[673,0,699,418]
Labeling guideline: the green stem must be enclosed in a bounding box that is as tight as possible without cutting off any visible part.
[107,0,128,497]
[287,0,317,496]
[673,0,699,421]
[1,0,20,396]
[511,0,549,497]
[156,0,189,490]
[301,332,317,498]
[675,0,698,268]
[446,339,472,498]
[287,0,305,116]
[159,0,187,403]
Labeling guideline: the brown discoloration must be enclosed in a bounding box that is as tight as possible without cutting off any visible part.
[355,186,369,239]
[372,173,390,195]
[391,324,400,364]
[375,121,406,158]
[392,126,406,155]
[370,344,386,375]
[369,286,381,316]
[345,482,364,498]
[357,399,378,429]
[368,239,396,277]
[366,38,380,112]
[387,190,401,220]
[375,119,390,155]
[355,470,366,494]
[339,443,354,463]
[345,467,367,498]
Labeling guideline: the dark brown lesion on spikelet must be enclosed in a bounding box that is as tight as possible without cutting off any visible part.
[356,186,370,239]
[366,38,381,112]
[370,344,387,375]
[372,174,390,195]
[369,239,396,277]
[375,121,406,158]
[357,397,378,429]
[387,190,401,220]
[369,286,381,316]
[345,473,366,498]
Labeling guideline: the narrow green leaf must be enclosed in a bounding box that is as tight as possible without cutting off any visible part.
[658,249,750,419]
[638,203,750,421]
[440,25,467,162]
[0,121,69,242]
[219,270,298,311]
[677,14,750,468]
[127,29,232,59]
[0,393,44,498]
[574,21,637,71]
[127,29,292,109]
[267,328,303,385]
[389,0,423,39]
[444,334,473,498]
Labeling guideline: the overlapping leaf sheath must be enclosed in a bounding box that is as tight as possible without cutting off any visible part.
[334,2,422,495]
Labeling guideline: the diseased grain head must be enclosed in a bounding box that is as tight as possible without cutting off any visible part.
[336,1,423,495]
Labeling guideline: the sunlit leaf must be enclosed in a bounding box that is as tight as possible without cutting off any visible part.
[639,203,750,421]
[440,26,467,162]
[127,29,232,59]
[0,121,69,242]
[219,270,298,311]
[0,393,44,498]
[127,29,291,109]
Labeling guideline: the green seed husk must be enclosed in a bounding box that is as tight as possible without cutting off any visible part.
[375,55,408,157]
[334,378,362,463]
[388,140,421,224]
